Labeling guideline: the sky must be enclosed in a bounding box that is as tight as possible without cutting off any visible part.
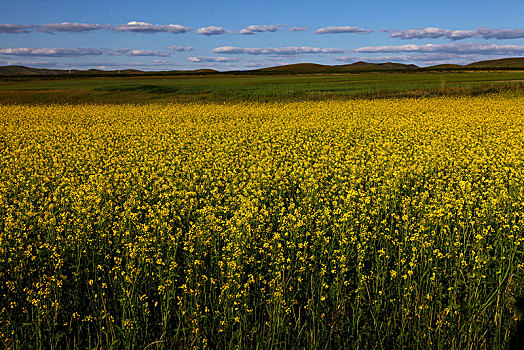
[1,0,524,71]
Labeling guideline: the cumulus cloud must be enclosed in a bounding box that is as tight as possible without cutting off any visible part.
[108,48,171,57]
[239,25,282,35]
[289,27,309,32]
[188,56,239,63]
[196,26,228,36]
[353,42,524,55]
[314,26,374,34]
[0,23,33,34]
[212,46,350,55]
[113,21,191,34]
[36,22,107,33]
[386,27,524,40]
[0,48,103,57]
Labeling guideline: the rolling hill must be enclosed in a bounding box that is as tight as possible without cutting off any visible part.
[465,57,524,68]
[252,61,419,74]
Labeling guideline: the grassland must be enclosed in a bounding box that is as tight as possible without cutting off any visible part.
[1,71,524,104]
[2,71,524,348]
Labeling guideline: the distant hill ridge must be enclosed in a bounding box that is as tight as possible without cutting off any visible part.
[1,57,524,76]
[0,65,220,76]
[253,61,419,74]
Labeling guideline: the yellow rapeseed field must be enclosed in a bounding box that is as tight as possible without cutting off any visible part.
[1,95,524,348]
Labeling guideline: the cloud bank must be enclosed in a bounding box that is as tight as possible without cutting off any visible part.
[213,46,350,55]
[354,42,524,55]
[386,27,524,40]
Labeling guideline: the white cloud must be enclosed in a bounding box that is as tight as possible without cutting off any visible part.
[0,48,103,57]
[196,26,228,36]
[0,23,33,34]
[113,21,191,34]
[353,42,524,55]
[239,25,282,35]
[386,27,524,40]
[386,27,456,40]
[188,56,239,62]
[36,22,107,33]
[108,48,171,57]
[213,46,350,55]
[314,26,374,34]
[169,46,195,52]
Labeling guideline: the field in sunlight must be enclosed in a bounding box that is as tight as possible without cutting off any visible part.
[1,94,524,348]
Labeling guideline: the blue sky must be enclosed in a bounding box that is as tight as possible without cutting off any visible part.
[1,0,524,71]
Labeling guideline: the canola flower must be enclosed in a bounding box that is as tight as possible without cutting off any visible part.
[1,95,524,348]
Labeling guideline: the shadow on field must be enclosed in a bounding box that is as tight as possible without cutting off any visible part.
[510,297,524,350]
[0,81,523,105]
